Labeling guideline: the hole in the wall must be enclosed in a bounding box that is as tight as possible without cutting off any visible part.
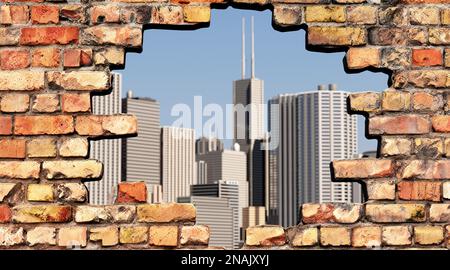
[92,7,389,248]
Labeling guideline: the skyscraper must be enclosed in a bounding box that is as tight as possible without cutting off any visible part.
[196,136,224,155]
[88,72,122,205]
[161,126,196,202]
[268,84,358,227]
[242,206,266,230]
[122,90,161,200]
[191,180,240,249]
[233,17,266,206]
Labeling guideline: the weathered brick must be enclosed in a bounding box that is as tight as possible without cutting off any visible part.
[90,226,119,247]
[273,5,302,26]
[0,183,17,202]
[75,115,137,136]
[369,115,430,135]
[20,27,79,45]
[63,49,81,68]
[183,6,210,23]
[42,160,103,180]
[0,205,11,223]
[0,161,40,179]
[308,27,366,46]
[429,204,450,222]
[381,137,412,156]
[58,227,87,247]
[0,6,29,24]
[149,225,179,247]
[0,49,30,70]
[401,160,450,180]
[412,92,443,111]
[320,227,351,247]
[381,48,410,69]
[31,48,60,68]
[346,48,380,70]
[56,183,87,203]
[90,5,120,24]
[369,28,406,46]
[305,6,345,23]
[0,28,20,46]
[151,6,183,25]
[333,159,393,179]
[365,180,395,202]
[27,184,54,202]
[12,205,71,223]
[75,206,110,223]
[412,49,443,67]
[137,203,196,223]
[60,5,86,23]
[349,92,380,112]
[444,182,450,199]
[27,138,56,158]
[0,94,29,112]
[365,204,426,223]
[31,5,59,24]
[81,26,142,47]
[117,182,147,203]
[443,9,450,25]
[414,138,443,159]
[93,47,125,66]
[180,225,210,246]
[382,226,411,246]
[0,116,12,135]
[246,226,286,246]
[15,115,73,135]
[0,71,45,91]
[378,7,408,26]
[432,116,450,132]
[107,205,136,223]
[414,226,444,245]
[32,94,60,113]
[288,227,318,247]
[347,6,377,25]
[408,28,427,46]
[119,226,148,244]
[398,181,441,202]
[47,71,110,91]
[429,28,450,45]
[381,90,410,111]
[59,137,89,157]
[393,70,450,88]
[0,139,26,158]
[301,203,361,224]
[410,8,440,25]
[61,93,91,113]
[119,5,152,24]
[352,226,381,248]
[0,227,24,246]
[26,227,56,246]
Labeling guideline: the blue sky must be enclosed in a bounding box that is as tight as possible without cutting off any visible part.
[119,7,388,153]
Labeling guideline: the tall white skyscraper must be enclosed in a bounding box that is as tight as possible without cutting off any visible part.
[88,72,122,205]
[268,84,358,227]
[233,17,266,206]
[161,126,196,202]
[122,90,161,200]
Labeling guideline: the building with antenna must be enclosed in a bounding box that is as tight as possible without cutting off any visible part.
[233,17,267,207]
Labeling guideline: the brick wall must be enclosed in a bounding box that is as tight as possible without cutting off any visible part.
[0,0,449,249]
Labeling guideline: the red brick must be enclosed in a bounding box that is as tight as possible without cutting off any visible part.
[333,159,394,179]
[117,182,147,203]
[0,139,26,159]
[401,0,450,3]
[75,116,103,136]
[412,49,443,66]
[369,115,430,135]
[0,49,30,70]
[0,204,11,223]
[64,49,81,67]
[398,181,441,202]
[0,0,43,2]
[401,160,450,180]
[20,27,79,45]
[90,5,120,24]
[0,116,12,135]
[14,115,74,135]
[80,49,92,66]
[61,93,90,112]
[31,5,59,24]
[432,116,450,132]
[31,47,60,68]
[0,6,29,24]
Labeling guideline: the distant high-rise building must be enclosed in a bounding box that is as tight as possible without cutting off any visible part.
[151,184,163,203]
[88,72,122,205]
[191,180,240,249]
[178,196,235,249]
[196,146,248,227]
[196,137,224,155]
[161,126,196,202]
[196,160,208,184]
[233,17,266,207]
[122,90,161,200]
[242,206,266,230]
[268,84,358,227]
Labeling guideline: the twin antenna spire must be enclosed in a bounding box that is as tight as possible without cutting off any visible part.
[242,16,255,80]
